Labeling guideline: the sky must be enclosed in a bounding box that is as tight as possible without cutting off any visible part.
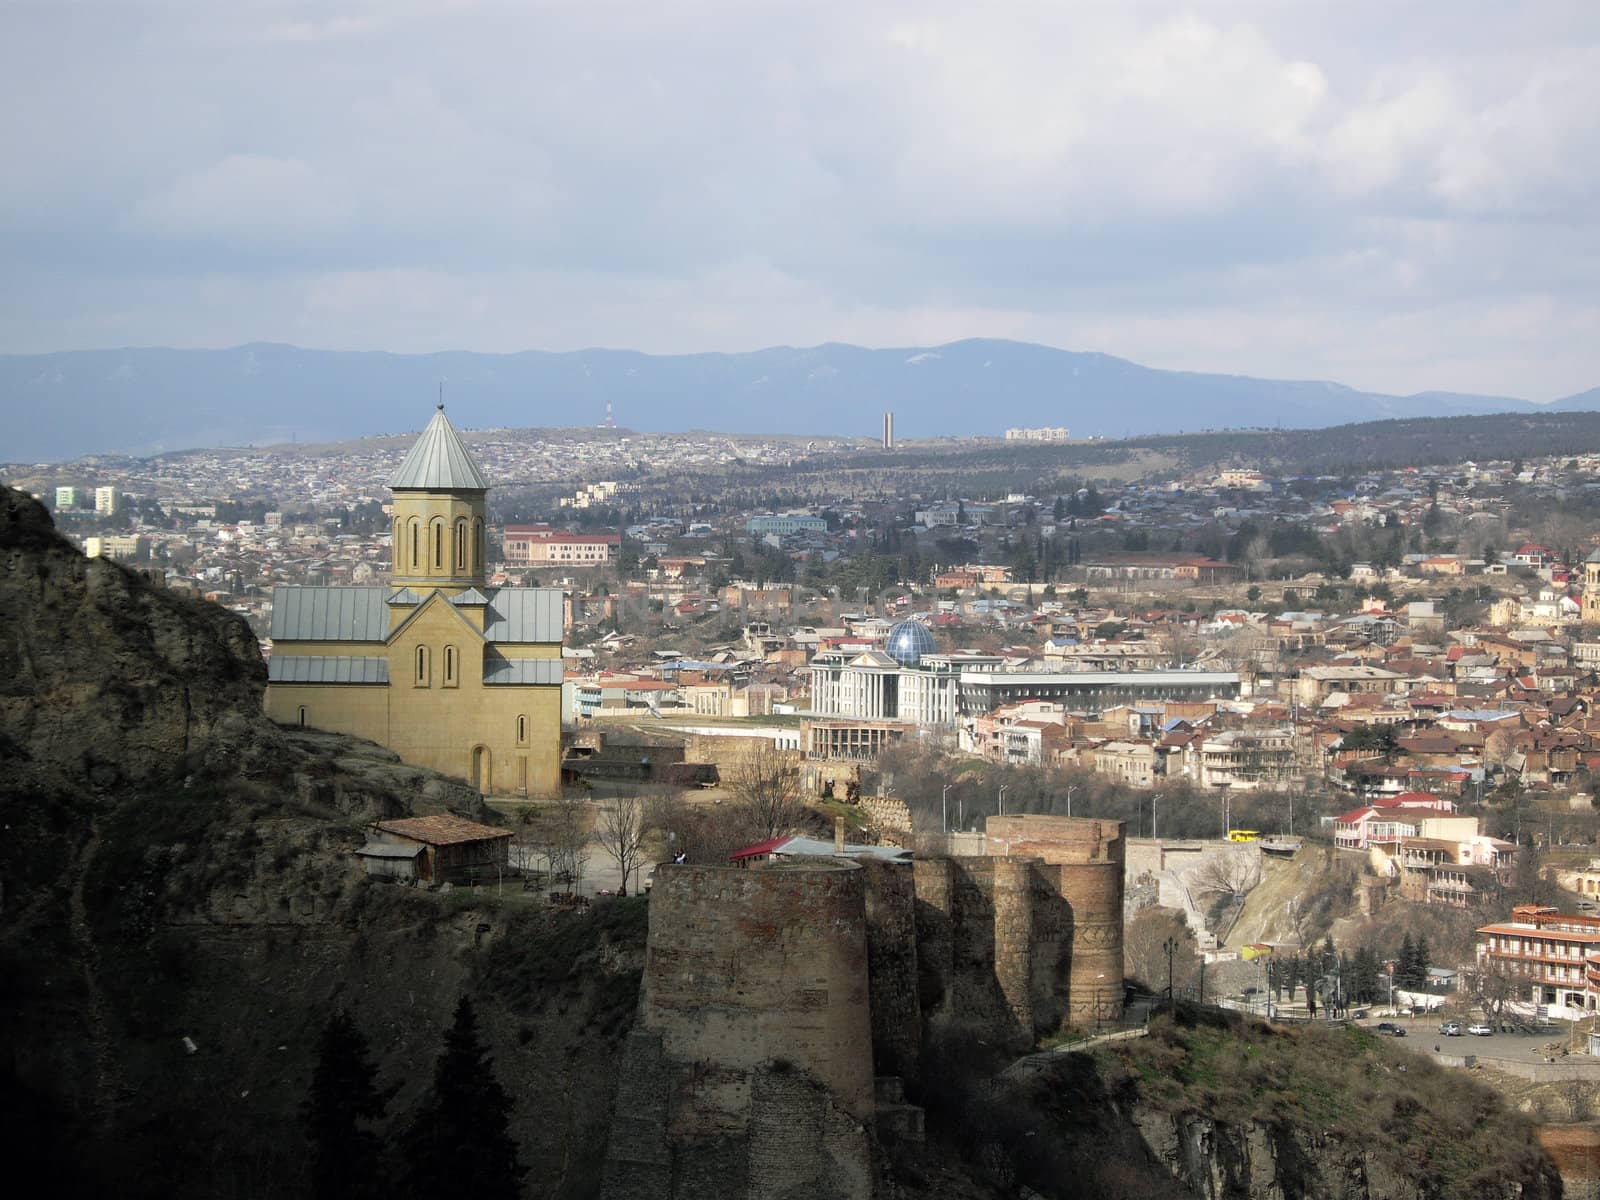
[2,0,1598,400]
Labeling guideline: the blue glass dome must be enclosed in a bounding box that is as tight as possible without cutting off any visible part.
[885,619,936,666]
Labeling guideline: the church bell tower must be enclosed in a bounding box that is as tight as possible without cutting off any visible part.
[387,404,489,596]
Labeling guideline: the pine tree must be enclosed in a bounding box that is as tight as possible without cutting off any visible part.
[1398,931,1417,992]
[1414,933,1431,991]
[303,1009,386,1200]
[404,996,524,1200]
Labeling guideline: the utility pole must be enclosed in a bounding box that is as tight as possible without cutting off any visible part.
[1066,784,1078,818]
[942,783,952,835]
[998,784,1008,817]
[1152,793,1163,840]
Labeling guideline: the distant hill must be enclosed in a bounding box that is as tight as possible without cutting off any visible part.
[0,338,1592,462]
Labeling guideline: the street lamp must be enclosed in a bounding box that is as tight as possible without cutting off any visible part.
[998,784,1009,817]
[941,784,953,834]
[1066,785,1078,818]
[1152,793,1164,840]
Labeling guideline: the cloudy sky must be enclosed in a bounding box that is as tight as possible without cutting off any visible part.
[3,0,1598,399]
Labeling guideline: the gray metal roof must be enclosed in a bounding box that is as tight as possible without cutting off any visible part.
[267,655,390,683]
[270,587,388,641]
[483,588,564,643]
[451,588,488,606]
[482,655,564,686]
[387,587,422,605]
[387,406,490,491]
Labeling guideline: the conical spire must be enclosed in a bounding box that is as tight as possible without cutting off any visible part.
[388,405,490,491]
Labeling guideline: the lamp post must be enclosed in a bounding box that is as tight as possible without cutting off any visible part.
[1152,793,1164,841]
[941,784,953,835]
[998,784,1009,817]
[1066,784,1078,818]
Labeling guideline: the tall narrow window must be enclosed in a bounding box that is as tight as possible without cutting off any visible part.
[473,519,484,572]
[455,520,467,570]
[516,715,528,745]
[410,521,420,570]
[297,706,307,727]
[415,645,430,685]
[444,645,457,686]
[433,524,442,569]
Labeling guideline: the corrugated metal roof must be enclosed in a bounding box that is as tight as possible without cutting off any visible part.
[270,587,388,641]
[387,587,422,605]
[482,655,563,686]
[267,655,389,683]
[387,406,490,490]
[451,588,488,606]
[483,588,564,643]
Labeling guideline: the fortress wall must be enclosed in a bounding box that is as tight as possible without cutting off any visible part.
[993,858,1038,1037]
[912,857,956,1022]
[640,861,876,1123]
[858,859,922,1081]
[979,816,1127,1027]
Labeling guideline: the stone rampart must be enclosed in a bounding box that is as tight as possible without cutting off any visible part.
[857,858,921,1082]
[641,860,875,1121]
[602,860,876,1200]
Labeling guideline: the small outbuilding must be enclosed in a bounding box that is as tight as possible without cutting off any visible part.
[358,814,512,884]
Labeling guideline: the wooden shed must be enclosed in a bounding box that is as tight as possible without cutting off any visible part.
[359,814,512,884]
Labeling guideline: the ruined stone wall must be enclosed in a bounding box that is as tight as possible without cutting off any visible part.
[857,859,921,1082]
[640,860,875,1120]
[973,816,1127,1028]
[601,860,876,1200]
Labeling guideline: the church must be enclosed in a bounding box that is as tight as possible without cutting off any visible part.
[264,405,564,795]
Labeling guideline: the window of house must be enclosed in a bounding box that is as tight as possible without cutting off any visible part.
[410,521,420,570]
[298,706,307,727]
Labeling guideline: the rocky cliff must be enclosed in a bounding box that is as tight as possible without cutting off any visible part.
[0,487,643,1198]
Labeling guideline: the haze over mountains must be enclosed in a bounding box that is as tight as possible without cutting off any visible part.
[3,338,1596,463]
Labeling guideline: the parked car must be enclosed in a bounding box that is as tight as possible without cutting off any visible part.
[1467,1023,1493,1036]
[1438,1021,1463,1036]
[1376,1021,1400,1033]
[1350,1009,1368,1020]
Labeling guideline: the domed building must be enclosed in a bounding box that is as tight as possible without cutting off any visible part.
[884,618,936,666]
[264,406,565,795]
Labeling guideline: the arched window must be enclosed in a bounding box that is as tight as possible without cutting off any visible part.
[455,519,467,570]
[298,706,307,727]
[473,518,484,572]
[392,519,402,566]
[409,520,420,570]
[415,645,430,686]
[432,520,443,570]
[516,714,528,745]
[443,644,457,686]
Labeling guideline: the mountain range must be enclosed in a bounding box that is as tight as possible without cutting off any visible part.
[2,338,1595,463]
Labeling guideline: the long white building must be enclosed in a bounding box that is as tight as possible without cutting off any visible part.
[808,621,1241,727]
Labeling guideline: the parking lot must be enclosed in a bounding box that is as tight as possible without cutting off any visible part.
[1360,1012,1588,1063]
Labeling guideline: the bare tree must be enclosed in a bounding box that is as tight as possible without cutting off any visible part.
[538,794,591,894]
[595,793,648,895]
[728,739,808,843]
[1125,906,1202,998]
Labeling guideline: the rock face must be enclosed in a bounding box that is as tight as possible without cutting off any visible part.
[1,486,280,794]
[0,488,639,1199]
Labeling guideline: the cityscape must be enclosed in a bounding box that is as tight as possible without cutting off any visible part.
[4,3,1600,1199]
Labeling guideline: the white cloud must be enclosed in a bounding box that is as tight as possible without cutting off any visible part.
[0,1,1596,402]
[129,154,354,240]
